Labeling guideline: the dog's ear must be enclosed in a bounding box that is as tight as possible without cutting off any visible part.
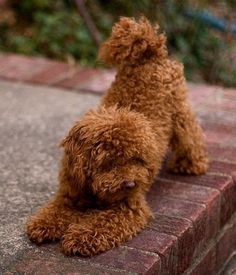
[60,135,71,151]
[60,121,83,149]
[60,122,87,189]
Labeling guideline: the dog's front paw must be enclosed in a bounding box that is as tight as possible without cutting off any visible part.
[61,224,113,256]
[27,219,62,244]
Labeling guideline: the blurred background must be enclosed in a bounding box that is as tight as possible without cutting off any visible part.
[0,0,235,87]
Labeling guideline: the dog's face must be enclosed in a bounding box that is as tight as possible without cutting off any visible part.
[61,107,159,205]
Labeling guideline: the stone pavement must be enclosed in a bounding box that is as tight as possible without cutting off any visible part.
[0,54,236,275]
[0,80,100,273]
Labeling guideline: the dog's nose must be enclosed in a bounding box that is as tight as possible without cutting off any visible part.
[123,181,136,188]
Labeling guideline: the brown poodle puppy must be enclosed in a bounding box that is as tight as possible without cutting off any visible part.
[27,17,208,256]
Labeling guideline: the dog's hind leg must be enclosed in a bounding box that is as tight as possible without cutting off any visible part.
[168,86,209,175]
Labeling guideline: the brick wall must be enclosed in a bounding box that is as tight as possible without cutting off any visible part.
[1,53,235,275]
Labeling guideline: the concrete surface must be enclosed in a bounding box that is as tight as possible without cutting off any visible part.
[0,80,100,272]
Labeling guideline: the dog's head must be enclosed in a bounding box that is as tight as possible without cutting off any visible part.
[61,107,160,205]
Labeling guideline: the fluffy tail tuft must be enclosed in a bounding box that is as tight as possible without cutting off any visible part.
[98,16,167,66]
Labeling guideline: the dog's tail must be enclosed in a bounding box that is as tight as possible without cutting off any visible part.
[98,16,167,66]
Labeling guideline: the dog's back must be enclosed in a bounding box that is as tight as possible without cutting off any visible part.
[99,17,187,135]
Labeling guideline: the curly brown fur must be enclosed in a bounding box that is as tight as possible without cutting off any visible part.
[27,16,208,256]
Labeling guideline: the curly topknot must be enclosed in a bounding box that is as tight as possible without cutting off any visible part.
[98,16,167,66]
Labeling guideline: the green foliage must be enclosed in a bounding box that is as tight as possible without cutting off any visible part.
[32,11,97,64]
[0,0,235,86]
[2,0,98,65]
[153,1,236,86]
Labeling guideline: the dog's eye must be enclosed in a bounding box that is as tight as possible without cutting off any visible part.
[130,157,145,165]
[101,159,117,170]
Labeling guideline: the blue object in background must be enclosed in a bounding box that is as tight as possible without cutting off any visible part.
[185,9,236,36]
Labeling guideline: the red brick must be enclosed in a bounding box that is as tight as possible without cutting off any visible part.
[188,84,236,115]
[78,69,115,93]
[148,195,205,222]
[159,173,235,228]
[220,254,236,274]
[205,129,232,146]
[193,84,236,111]
[149,214,192,237]
[148,195,207,264]
[57,67,98,89]
[215,214,236,272]
[203,123,236,147]
[218,180,236,227]
[206,98,236,112]
[184,215,236,275]
[203,122,236,137]
[28,62,72,85]
[149,214,194,274]
[188,83,219,109]
[89,246,161,275]
[0,53,101,90]
[152,179,219,205]
[232,171,236,182]
[160,172,230,191]
[125,228,177,275]
[198,109,236,127]
[187,243,216,275]
[0,54,55,81]
[151,179,220,239]
[0,53,8,63]
[224,89,236,100]
[208,144,236,162]
[209,160,236,175]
